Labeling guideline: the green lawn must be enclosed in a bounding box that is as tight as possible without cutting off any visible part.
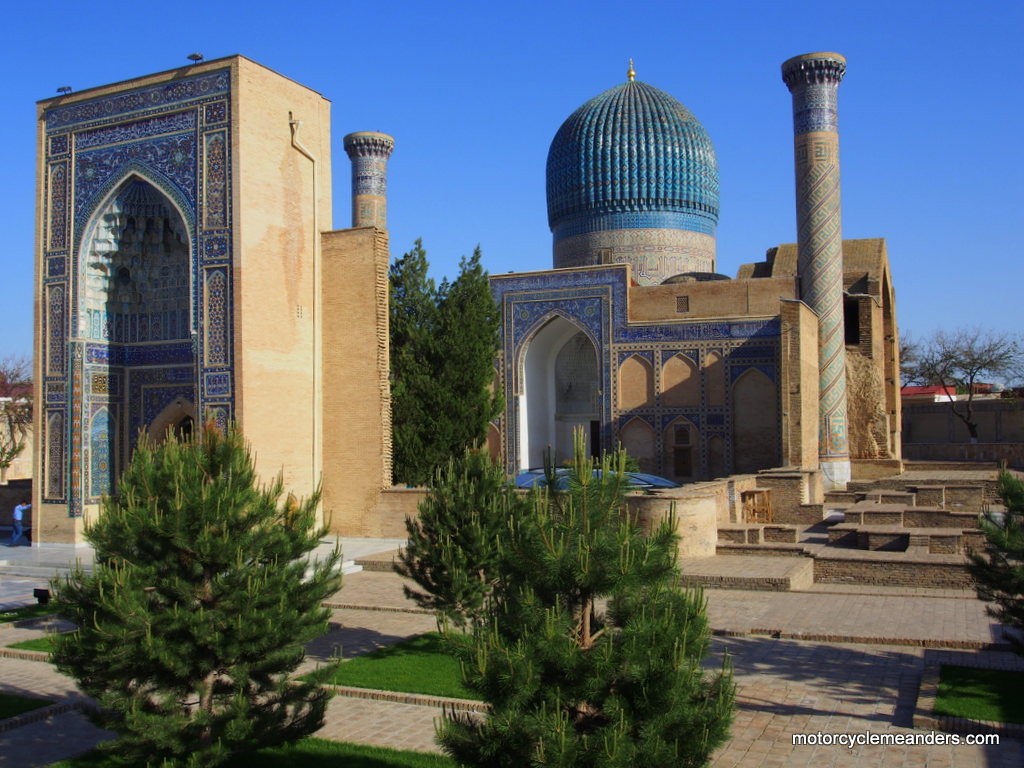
[935,665,1024,724]
[0,603,59,623]
[315,632,473,700]
[0,691,52,719]
[7,635,57,653]
[51,738,455,767]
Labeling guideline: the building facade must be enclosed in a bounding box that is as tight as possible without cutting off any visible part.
[490,57,902,489]
[33,56,392,543]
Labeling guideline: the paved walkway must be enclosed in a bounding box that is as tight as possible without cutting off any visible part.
[0,552,1022,766]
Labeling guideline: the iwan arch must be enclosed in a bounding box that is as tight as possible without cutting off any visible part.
[34,56,392,543]
[34,53,901,545]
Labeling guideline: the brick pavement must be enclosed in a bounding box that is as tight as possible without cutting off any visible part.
[0,569,1022,765]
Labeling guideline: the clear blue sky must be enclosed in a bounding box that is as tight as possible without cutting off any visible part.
[3,0,1021,359]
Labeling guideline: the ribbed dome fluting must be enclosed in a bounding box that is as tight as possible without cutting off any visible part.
[546,79,719,237]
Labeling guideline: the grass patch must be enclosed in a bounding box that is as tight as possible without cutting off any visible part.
[315,632,473,700]
[0,603,59,623]
[52,737,455,767]
[0,691,51,719]
[935,665,1024,724]
[8,635,57,653]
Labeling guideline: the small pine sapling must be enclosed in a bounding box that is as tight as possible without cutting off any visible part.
[52,423,342,768]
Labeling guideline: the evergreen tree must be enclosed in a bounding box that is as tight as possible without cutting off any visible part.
[969,469,1024,656]
[389,239,442,485]
[439,430,734,767]
[434,247,503,457]
[51,424,342,768]
[389,240,501,485]
[396,447,528,628]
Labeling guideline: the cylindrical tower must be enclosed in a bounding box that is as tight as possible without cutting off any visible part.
[782,52,850,489]
[343,131,395,229]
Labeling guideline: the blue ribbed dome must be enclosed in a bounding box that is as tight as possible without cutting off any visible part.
[546,79,719,237]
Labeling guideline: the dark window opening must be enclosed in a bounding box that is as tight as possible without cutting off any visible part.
[844,297,861,346]
[673,447,693,477]
[174,415,193,441]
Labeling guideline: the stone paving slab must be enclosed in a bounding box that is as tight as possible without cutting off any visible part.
[325,569,422,612]
[702,588,1009,648]
[1,561,1022,766]
[0,613,1022,766]
[332,569,1008,648]
[300,608,438,675]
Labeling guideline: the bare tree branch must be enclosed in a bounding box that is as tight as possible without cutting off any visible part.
[0,356,32,471]
[903,329,1023,441]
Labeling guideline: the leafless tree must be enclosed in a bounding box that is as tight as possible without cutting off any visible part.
[0,356,32,478]
[903,328,1023,441]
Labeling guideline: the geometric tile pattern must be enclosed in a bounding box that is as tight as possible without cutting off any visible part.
[783,54,850,461]
[40,67,235,511]
[491,265,781,475]
[344,132,395,229]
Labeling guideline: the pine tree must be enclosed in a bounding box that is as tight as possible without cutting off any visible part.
[390,239,442,485]
[389,241,501,485]
[51,423,342,768]
[439,430,734,767]
[434,247,503,458]
[969,469,1024,656]
[396,447,528,628]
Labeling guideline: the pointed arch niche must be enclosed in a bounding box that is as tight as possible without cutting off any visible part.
[80,176,192,344]
[732,368,779,473]
[519,316,599,469]
[78,175,196,498]
[618,355,654,410]
[662,417,698,482]
[704,350,726,407]
[619,417,656,473]
[662,354,700,407]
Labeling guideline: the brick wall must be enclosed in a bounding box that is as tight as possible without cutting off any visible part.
[902,442,1024,469]
[813,555,973,588]
[321,227,393,536]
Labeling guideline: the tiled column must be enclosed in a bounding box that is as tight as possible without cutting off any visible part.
[782,52,850,489]
[343,131,395,229]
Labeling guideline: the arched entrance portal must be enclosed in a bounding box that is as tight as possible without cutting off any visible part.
[79,176,195,498]
[519,317,600,469]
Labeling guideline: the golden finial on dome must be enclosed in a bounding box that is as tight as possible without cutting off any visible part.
[627,59,636,81]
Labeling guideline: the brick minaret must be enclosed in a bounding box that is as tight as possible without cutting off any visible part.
[343,131,395,229]
[782,52,850,489]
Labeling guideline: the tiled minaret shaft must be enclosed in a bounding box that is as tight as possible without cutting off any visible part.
[343,131,395,229]
[782,52,850,489]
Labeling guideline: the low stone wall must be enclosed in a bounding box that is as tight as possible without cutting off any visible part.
[943,485,985,512]
[902,442,1024,468]
[903,508,979,528]
[913,486,945,507]
[813,552,973,589]
[754,469,822,521]
[851,459,904,480]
